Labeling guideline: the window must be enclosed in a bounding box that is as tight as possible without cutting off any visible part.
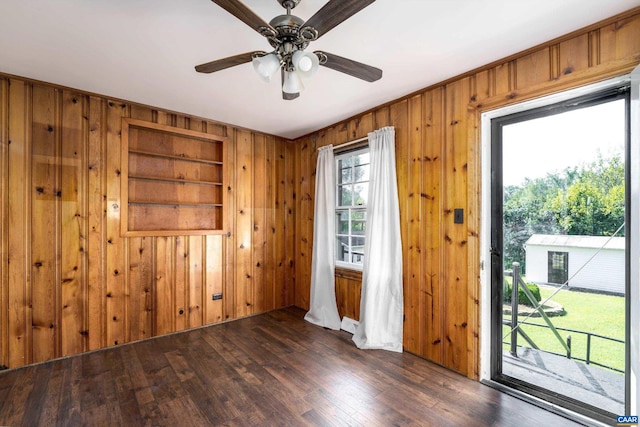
[335,147,370,269]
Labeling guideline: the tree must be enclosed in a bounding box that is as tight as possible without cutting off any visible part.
[548,155,625,236]
[503,171,571,272]
[502,155,624,273]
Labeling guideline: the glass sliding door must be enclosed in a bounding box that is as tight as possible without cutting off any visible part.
[489,87,630,423]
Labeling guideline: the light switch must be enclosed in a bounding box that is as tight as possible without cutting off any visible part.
[454,208,464,224]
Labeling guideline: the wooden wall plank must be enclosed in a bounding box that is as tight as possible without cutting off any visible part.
[235,130,253,317]
[374,106,391,129]
[174,236,187,332]
[154,236,174,335]
[335,276,348,319]
[129,105,153,123]
[334,270,362,321]
[223,126,236,321]
[293,140,304,309]
[204,235,223,324]
[30,84,58,363]
[465,77,481,379]
[275,141,288,308]
[252,134,266,313]
[559,34,590,76]
[86,96,106,351]
[297,138,313,310]
[422,88,444,363]
[127,236,152,341]
[474,71,492,105]
[516,48,552,89]
[284,141,296,307]
[613,15,640,60]
[442,78,470,373]
[104,100,127,347]
[348,112,373,140]
[0,77,8,367]
[264,136,277,312]
[404,94,423,354]
[188,236,204,327]
[185,117,207,327]
[493,63,512,96]
[7,80,30,368]
[60,90,87,357]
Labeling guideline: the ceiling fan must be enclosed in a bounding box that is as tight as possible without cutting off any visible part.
[195,0,382,100]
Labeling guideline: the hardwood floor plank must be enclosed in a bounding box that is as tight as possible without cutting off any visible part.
[165,349,195,383]
[20,364,54,426]
[0,307,583,426]
[0,366,37,425]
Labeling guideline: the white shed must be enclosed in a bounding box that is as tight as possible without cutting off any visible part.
[524,234,625,294]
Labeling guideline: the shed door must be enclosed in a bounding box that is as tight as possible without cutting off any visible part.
[547,251,568,285]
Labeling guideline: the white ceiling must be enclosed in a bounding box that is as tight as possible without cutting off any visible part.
[1,0,638,139]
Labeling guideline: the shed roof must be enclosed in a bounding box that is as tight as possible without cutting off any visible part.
[525,234,625,250]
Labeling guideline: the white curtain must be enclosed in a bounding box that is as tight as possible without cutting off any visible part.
[353,127,404,352]
[304,145,342,330]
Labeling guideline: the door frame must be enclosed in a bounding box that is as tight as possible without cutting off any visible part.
[479,68,639,422]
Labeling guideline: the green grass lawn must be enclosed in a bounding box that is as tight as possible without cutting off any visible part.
[503,284,625,372]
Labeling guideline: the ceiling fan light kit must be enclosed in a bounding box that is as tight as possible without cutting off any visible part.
[196,0,383,100]
[283,69,305,94]
[292,50,319,78]
[252,53,280,82]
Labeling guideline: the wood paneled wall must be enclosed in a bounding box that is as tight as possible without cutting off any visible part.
[293,8,640,378]
[0,77,296,369]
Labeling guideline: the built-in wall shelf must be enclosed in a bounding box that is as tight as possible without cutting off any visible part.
[121,118,226,237]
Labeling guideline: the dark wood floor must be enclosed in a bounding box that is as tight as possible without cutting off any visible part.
[0,307,581,426]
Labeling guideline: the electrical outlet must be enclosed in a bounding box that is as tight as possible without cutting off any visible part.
[212,293,223,300]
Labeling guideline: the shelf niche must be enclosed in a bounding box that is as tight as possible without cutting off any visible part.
[121,118,226,236]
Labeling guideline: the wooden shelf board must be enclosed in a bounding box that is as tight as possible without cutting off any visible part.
[128,202,223,208]
[129,175,223,186]
[123,229,227,237]
[129,149,223,166]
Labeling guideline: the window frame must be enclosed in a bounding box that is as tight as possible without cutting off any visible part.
[335,146,370,271]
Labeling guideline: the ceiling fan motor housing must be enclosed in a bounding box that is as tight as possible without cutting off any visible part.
[267,14,317,69]
[269,14,305,41]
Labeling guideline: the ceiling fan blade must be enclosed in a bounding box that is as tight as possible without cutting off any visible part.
[211,0,275,36]
[195,51,264,73]
[303,0,375,39]
[315,51,382,82]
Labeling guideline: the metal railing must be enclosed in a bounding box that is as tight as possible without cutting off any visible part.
[503,262,624,373]
[503,320,625,373]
